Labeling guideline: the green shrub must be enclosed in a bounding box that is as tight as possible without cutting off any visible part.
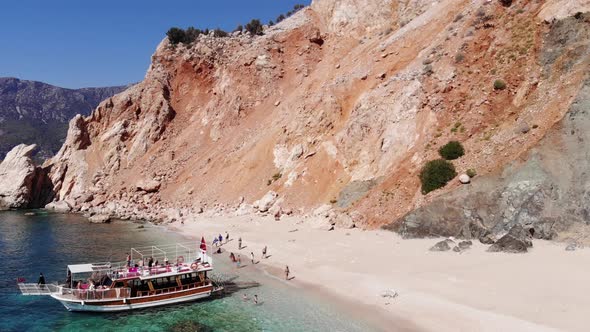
[272,172,282,181]
[420,159,457,194]
[213,28,228,38]
[466,168,477,178]
[245,19,264,36]
[439,141,465,160]
[167,27,187,45]
[493,79,507,90]
[234,25,243,32]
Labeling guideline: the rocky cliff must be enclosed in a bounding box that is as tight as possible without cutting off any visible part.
[33,0,590,239]
[0,77,126,160]
[0,144,52,209]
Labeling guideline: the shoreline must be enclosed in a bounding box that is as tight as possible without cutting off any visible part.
[165,214,590,332]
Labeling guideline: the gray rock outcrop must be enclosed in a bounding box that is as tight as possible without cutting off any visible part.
[488,225,533,253]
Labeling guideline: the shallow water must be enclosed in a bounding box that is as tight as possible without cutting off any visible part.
[0,211,380,332]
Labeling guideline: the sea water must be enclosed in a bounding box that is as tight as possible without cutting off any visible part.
[0,211,381,332]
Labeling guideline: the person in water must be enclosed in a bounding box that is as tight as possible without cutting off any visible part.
[37,273,46,285]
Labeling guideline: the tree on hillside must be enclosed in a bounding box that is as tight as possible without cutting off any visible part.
[245,19,264,36]
[167,27,186,45]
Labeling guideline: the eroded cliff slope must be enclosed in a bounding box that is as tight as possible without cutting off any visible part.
[43,0,590,238]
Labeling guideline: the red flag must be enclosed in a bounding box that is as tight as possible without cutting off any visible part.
[199,236,207,251]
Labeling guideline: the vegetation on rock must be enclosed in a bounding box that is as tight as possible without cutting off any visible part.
[439,141,465,160]
[419,159,457,194]
[493,79,507,90]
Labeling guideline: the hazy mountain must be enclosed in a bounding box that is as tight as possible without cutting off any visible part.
[0,77,127,160]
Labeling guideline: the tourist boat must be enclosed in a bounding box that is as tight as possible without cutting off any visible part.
[17,241,222,312]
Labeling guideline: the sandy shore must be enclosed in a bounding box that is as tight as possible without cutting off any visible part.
[168,215,590,332]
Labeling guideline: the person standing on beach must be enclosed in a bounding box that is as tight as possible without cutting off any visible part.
[284,265,290,280]
[238,237,242,250]
[225,232,229,243]
[212,237,218,247]
[254,294,258,304]
[250,252,255,264]
[237,255,242,268]
[262,246,267,259]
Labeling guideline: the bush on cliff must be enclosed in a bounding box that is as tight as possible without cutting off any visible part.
[167,27,187,45]
[439,141,465,160]
[420,159,457,194]
[245,19,264,36]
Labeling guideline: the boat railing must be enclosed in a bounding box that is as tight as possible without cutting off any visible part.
[136,281,209,297]
[58,286,131,301]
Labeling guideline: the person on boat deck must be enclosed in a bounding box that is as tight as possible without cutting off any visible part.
[148,257,154,268]
[126,253,131,267]
[65,271,72,286]
[37,273,46,285]
[154,260,159,267]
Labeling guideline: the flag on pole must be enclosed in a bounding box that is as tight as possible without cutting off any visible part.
[200,236,207,252]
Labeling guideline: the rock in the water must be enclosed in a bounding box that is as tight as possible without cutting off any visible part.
[45,200,72,213]
[89,214,111,223]
[0,144,51,209]
[136,179,161,193]
[458,174,471,184]
[488,225,532,253]
[430,239,453,251]
[257,191,278,212]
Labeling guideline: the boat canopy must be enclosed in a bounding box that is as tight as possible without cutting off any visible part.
[68,263,110,274]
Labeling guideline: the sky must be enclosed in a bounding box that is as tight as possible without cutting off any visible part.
[0,0,311,89]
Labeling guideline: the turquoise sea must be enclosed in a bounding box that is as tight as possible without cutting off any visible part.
[0,211,381,332]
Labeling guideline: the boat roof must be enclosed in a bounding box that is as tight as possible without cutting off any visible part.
[68,263,111,274]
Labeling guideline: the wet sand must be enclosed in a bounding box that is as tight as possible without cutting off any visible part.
[169,214,590,332]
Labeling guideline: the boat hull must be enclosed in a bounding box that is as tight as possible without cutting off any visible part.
[52,286,215,312]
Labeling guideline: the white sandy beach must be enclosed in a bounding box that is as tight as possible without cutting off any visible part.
[169,215,590,332]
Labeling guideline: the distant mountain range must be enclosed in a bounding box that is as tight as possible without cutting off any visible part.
[0,77,127,160]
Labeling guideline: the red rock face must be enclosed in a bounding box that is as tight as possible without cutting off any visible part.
[46,1,590,228]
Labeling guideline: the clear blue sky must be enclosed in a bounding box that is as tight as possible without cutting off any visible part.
[0,0,311,89]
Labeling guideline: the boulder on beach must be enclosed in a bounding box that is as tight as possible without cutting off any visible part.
[430,239,453,252]
[257,191,278,213]
[488,225,532,253]
[334,213,355,229]
[89,214,111,223]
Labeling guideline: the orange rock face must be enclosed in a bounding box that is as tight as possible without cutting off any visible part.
[47,0,590,228]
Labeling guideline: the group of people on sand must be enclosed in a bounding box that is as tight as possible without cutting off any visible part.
[221,234,291,280]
